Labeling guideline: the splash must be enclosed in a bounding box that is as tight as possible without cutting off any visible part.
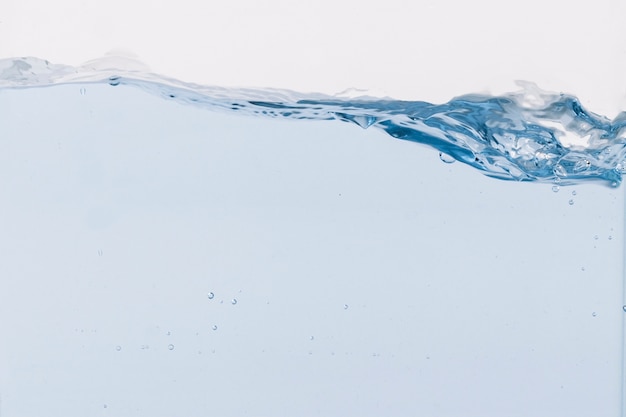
[2,57,626,187]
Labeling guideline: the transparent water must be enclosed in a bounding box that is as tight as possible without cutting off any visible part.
[0,58,625,417]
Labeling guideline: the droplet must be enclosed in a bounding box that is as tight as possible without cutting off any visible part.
[207,292,215,300]
[343,304,349,310]
[568,199,574,205]
[168,344,175,351]
[552,185,560,193]
[80,87,86,95]
[212,325,218,331]
[115,345,121,351]
[231,298,237,305]
[438,152,456,164]
[571,190,577,196]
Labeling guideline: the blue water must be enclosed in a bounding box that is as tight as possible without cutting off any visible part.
[1,56,626,417]
[2,57,625,187]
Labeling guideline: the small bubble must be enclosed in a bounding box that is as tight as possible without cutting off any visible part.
[592,312,597,317]
[608,235,613,240]
[622,305,626,312]
[310,336,315,341]
[568,199,574,206]
[115,345,121,351]
[573,160,591,172]
[166,331,171,336]
[438,152,456,164]
[581,266,585,271]
[80,87,86,95]
[103,404,108,409]
[207,292,215,300]
[212,325,218,331]
[594,235,599,240]
[554,164,567,177]
[344,304,349,310]
[571,190,577,196]
[108,76,120,86]
[552,185,560,193]
[98,249,103,256]
[231,298,237,305]
[168,344,175,351]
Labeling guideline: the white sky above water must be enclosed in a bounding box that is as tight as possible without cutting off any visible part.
[1,0,625,116]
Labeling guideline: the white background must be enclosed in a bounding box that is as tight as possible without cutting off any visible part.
[1,0,625,116]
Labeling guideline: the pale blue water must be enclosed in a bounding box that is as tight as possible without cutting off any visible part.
[2,57,626,186]
[0,57,625,417]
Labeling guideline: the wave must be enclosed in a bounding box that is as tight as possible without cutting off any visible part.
[2,56,625,186]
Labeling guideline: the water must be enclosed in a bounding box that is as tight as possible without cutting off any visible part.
[2,58,626,186]
[0,57,624,417]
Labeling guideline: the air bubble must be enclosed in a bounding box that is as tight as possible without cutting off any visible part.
[207,292,215,300]
[168,344,175,351]
[571,190,577,196]
[608,235,613,240]
[594,235,599,240]
[108,76,121,86]
[551,185,560,193]
[231,298,237,305]
[553,164,567,177]
[592,312,597,317]
[344,304,349,310]
[573,159,591,172]
[212,325,218,331]
[115,345,121,351]
[80,87,86,95]
[568,199,574,205]
[310,336,315,341]
[622,305,626,312]
[439,152,456,164]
